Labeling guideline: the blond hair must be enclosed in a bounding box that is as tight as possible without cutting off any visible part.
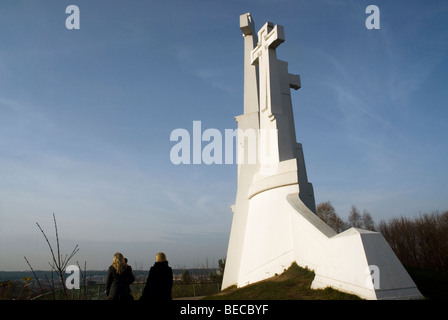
[112,252,127,274]
[155,252,167,263]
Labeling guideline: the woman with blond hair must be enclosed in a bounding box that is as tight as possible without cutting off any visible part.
[106,252,135,300]
[140,252,173,300]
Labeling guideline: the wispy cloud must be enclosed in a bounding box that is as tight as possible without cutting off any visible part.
[170,43,236,94]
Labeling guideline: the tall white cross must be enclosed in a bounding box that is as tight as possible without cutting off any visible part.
[250,22,285,119]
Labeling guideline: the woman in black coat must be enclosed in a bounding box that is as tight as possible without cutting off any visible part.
[106,252,135,300]
[140,252,173,300]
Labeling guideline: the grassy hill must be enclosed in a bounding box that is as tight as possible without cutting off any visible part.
[204,262,361,300]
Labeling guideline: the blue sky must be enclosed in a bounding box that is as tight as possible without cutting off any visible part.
[1,0,447,271]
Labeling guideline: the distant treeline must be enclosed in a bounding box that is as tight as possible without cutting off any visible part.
[317,202,448,272]
[0,270,103,282]
[0,268,218,283]
[378,211,448,272]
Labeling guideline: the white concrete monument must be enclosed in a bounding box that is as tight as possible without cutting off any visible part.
[222,13,423,300]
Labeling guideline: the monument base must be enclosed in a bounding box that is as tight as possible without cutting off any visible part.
[228,189,423,300]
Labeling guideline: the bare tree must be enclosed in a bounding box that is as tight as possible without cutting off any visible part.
[25,213,79,299]
[24,256,45,296]
[378,211,448,272]
[348,205,363,228]
[361,209,376,231]
[218,258,226,276]
[316,202,347,233]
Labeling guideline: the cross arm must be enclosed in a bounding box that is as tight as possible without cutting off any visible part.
[266,24,285,49]
[289,74,301,90]
[250,23,285,65]
[240,13,256,36]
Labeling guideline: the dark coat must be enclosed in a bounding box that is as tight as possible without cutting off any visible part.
[140,261,173,300]
[106,265,135,300]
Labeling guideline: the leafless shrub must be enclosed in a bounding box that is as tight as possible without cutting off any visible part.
[316,203,377,232]
[24,213,80,299]
[378,211,448,272]
[316,201,348,233]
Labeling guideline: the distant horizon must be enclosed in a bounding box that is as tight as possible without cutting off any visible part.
[3,205,446,272]
[1,266,220,276]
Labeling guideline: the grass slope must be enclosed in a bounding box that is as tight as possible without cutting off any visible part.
[204,262,361,300]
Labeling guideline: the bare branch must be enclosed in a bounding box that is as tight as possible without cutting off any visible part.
[63,245,79,270]
[44,273,56,300]
[53,213,62,270]
[35,214,80,299]
[36,222,59,271]
[24,256,44,295]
